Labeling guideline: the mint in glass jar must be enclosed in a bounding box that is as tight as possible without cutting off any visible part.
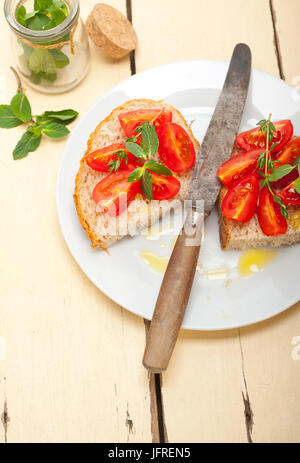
[5,0,90,93]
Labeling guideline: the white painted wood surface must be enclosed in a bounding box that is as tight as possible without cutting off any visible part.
[133,0,300,443]
[0,0,299,443]
[0,0,151,443]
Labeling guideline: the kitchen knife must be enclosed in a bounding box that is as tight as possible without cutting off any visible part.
[143,43,252,373]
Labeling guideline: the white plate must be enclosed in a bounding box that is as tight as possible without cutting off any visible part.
[56,60,300,330]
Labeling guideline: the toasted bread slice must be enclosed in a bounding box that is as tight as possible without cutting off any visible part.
[218,146,300,250]
[74,99,200,249]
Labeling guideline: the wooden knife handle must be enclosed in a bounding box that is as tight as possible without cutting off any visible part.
[143,208,204,373]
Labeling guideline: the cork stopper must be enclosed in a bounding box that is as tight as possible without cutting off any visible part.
[86,3,138,59]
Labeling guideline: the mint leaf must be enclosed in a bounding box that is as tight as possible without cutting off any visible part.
[13,130,42,160]
[42,72,57,82]
[141,122,159,157]
[49,49,70,68]
[47,4,66,25]
[128,168,144,182]
[141,170,153,200]
[257,151,266,169]
[294,177,300,195]
[126,136,137,143]
[34,0,52,10]
[125,141,146,159]
[27,123,42,136]
[108,159,121,172]
[269,164,295,183]
[134,124,144,135]
[144,160,172,176]
[41,109,78,123]
[0,105,22,128]
[273,195,288,219]
[25,11,38,22]
[53,0,68,16]
[10,92,32,123]
[16,6,26,26]
[26,13,51,30]
[20,1,68,31]
[42,19,57,30]
[40,120,69,138]
[29,49,56,76]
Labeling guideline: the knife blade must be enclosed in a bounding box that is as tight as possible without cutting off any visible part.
[189,43,252,215]
[143,43,252,373]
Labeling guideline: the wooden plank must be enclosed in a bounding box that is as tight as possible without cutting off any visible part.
[132,0,299,443]
[240,307,300,443]
[144,320,168,443]
[0,0,152,443]
[133,0,279,76]
[241,0,300,443]
[161,330,247,443]
[272,0,300,84]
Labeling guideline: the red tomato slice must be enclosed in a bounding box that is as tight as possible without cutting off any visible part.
[278,180,300,206]
[217,149,263,188]
[146,171,181,200]
[257,187,287,236]
[85,143,138,172]
[157,123,196,172]
[118,109,172,137]
[92,169,141,217]
[270,136,300,188]
[221,173,259,223]
[236,120,293,153]
[273,136,300,167]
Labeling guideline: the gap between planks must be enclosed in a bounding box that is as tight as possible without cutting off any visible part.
[269,0,285,80]
[126,0,167,443]
[1,0,287,445]
[1,378,9,443]
[237,0,288,444]
[126,0,250,442]
[126,0,287,444]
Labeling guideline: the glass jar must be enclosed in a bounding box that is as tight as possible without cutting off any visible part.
[4,0,90,94]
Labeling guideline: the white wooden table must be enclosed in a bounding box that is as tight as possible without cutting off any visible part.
[0,0,299,443]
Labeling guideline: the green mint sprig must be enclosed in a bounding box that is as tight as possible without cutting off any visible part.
[108,150,128,173]
[257,118,277,142]
[16,0,68,30]
[16,0,70,84]
[256,115,290,219]
[107,121,173,200]
[0,67,78,160]
[127,160,172,201]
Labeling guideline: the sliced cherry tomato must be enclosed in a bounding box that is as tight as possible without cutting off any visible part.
[118,109,172,137]
[217,149,263,188]
[92,169,141,217]
[270,137,300,188]
[157,122,196,172]
[278,180,300,206]
[257,187,287,236]
[236,120,293,153]
[221,173,259,223]
[273,136,300,166]
[145,171,180,200]
[85,143,139,172]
